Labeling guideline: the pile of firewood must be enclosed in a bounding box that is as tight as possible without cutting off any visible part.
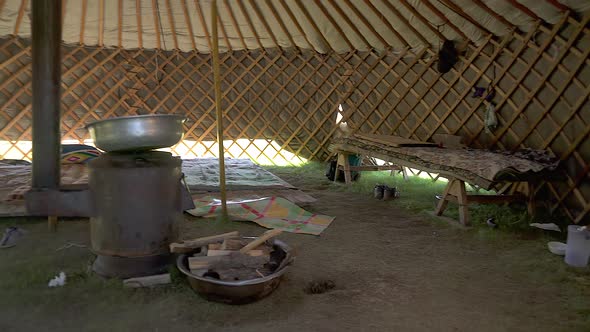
[169,229,288,281]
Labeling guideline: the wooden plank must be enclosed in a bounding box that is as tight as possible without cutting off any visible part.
[224,0,247,49]
[136,0,143,48]
[207,249,264,257]
[506,0,540,20]
[472,0,514,30]
[327,0,372,49]
[79,0,87,44]
[434,180,452,216]
[278,0,314,50]
[342,152,352,184]
[236,0,264,50]
[248,0,281,50]
[337,165,402,172]
[355,133,438,147]
[170,231,239,253]
[453,179,470,226]
[364,0,411,47]
[443,194,526,204]
[216,3,232,51]
[423,34,509,141]
[188,256,226,270]
[398,0,444,41]
[211,0,228,219]
[13,0,27,35]
[438,0,491,36]
[151,0,162,49]
[123,273,171,288]
[117,0,123,47]
[240,229,282,253]
[195,0,212,50]
[343,0,393,48]
[48,216,58,232]
[181,0,197,50]
[407,36,492,139]
[98,0,105,46]
[264,0,297,49]
[452,24,541,142]
[164,0,179,49]
[311,48,427,159]
[293,0,334,52]
[487,12,585,148]
[313,0,354,50]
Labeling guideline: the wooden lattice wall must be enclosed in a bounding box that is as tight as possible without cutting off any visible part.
[338,14,590,224]
[0,13,588,222]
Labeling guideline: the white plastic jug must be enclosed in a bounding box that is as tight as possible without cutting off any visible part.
[564,225,590,267]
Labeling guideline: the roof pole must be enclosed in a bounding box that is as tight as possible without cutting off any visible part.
[211,0,228,220]
[31,0,62,190]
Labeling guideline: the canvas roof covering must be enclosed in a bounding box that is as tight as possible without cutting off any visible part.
[0,0,588,54]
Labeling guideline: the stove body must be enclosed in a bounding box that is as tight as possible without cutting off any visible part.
[88,151,187,278]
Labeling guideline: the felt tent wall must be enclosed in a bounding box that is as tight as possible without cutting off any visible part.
[0,0,588,223]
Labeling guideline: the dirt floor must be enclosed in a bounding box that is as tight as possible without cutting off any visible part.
[1,165,589,331]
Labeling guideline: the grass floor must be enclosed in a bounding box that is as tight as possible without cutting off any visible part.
[267,162,567,233]
[0,161,588,331]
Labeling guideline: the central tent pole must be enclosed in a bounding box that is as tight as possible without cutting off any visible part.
[31,0,62,190]
[211,0,228,220]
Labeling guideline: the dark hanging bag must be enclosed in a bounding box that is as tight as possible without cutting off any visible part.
[437,40,458,74]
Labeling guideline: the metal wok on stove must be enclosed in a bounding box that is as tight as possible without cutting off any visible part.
[86,114,186,152]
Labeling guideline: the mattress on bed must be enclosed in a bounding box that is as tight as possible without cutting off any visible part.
[330,135,560,189]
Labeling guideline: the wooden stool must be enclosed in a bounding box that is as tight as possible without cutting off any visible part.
[434,178,535,226]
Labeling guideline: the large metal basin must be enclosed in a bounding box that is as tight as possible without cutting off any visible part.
[86,114,186,152]
[176,239,294,305]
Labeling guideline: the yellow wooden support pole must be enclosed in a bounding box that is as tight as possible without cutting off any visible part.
[211,0,228,220]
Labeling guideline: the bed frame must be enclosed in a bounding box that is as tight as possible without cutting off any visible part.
[334,150,540,227]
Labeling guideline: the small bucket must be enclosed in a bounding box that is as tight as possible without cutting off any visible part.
[564,225,590,268]
[374,185,385,199]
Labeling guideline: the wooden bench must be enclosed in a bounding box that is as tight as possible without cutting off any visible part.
[330,135,558,226]
[433,178,536,226]
[334,152,406,184]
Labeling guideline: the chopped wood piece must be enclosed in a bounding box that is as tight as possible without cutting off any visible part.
[207,249,265,257]
[123,273,171,288]
[188,256,226,270]
[215,267,262,281]
[208,243,222,250]
[245,249,267,257]
[240,229,282,253]
[169,231,239,253]
[221,238,245,250]
[207,249,233,256]
[190,268,208,277]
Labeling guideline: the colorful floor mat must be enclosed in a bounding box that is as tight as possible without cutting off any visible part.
[186,196,334,235]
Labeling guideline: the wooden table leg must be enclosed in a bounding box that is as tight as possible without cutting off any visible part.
[435,180,453,216]
[435,178,471,226]
[401,167,408,180]
[333,154,340,183]
[48,216,58,232]
[342,154,352,184]
[526,182,536,216]
[454,180,471,226]
[335,153,352,184]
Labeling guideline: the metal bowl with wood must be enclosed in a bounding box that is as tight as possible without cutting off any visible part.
[86,114,186,152]
[176,238,294,305]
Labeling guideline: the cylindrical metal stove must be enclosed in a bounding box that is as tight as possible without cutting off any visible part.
[89,151,183,278]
